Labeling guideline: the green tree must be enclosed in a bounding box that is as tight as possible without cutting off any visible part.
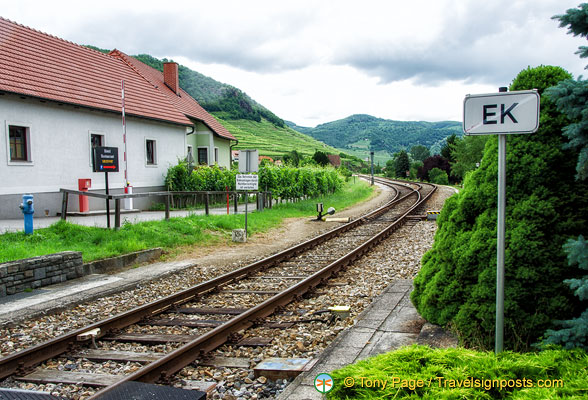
[428,167,449,185]
[450,135,489,181]
[394,150,410,178]
[283,150,302,167]
[540,3,588,350]
[385,159,395,178]
[440,134,458,162]
[410,145,430,162]
[312,150,330,167]
[411,65,588,351]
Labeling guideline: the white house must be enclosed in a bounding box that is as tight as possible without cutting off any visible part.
[0,17,236,218]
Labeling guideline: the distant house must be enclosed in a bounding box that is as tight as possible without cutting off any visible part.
[0,17,236,218]
[259,156,274,164]
[327,154,341,168]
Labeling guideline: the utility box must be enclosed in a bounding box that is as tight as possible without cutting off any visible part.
[78,178,91,213]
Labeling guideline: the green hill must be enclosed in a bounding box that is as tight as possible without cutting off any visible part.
[288,114,463,162]
[212,113,340,158]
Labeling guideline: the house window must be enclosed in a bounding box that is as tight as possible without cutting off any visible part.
[214,147,219,164]
[9,125,30,161]
[198,147,208,165]
[91,133,103,148]
[90,132,104,168]
[146,139,157,165]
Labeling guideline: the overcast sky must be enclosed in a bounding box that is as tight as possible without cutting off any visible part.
[2,0,586,127]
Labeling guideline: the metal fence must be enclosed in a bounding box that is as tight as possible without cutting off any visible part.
[59,189,272,229]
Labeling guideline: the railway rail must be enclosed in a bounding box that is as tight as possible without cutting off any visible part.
[0,177,436,399]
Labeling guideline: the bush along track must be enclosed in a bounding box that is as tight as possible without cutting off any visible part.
[328,345,587,400]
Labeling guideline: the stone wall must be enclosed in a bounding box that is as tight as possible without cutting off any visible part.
[0,251,83,297]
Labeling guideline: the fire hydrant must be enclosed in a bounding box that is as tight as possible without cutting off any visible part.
[20,194,34,235]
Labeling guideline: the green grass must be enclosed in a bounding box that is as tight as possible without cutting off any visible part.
[213,114,341,158]
[0,180,373,263]
[327,345,588,399]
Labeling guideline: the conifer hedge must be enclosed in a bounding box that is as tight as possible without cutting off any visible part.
[411,66,588,351]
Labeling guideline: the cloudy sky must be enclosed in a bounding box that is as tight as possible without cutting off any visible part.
[2,0,586,126]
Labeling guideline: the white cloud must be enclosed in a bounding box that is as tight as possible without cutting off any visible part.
[1,0,586,126]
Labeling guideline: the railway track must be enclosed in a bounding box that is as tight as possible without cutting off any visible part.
[0,177,436,399]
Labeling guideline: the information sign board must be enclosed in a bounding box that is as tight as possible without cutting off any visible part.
[93,147,119,172]
[236,174,258,191]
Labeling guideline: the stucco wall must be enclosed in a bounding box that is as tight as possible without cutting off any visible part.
[186,120,231,169]
[0,94,187,218]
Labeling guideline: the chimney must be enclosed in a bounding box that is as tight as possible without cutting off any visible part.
[163,62,179,94]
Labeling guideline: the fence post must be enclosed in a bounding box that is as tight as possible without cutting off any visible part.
[115,199,121,229]
[233,193,238,213]
[165,194,170,220]
[205,193,210,215]
[60,191,68,221]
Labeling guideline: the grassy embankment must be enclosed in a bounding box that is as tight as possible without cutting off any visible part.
[328,345,587,399]
[0,180,373,263]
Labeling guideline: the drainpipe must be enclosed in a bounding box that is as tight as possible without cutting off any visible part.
[230,139,239,164]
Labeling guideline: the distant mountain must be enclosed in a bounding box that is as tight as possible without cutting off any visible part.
[288,114,462,158]
[84,46,340,158]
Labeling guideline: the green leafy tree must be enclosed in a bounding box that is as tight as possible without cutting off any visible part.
[450,135,489,181]
[312,150,330,167]
[410,145,430,162]
[411,65,588,351]
[394,150,410,178]
[282,150,302,167]
[428,167,449,185]
[385,159,395,178]
[440,134,458,162]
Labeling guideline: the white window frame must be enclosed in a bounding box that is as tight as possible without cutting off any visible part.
[214,147,219,164]
[145,137,158,167]
[88,131,105,167]
[197,146,209,165]
[5,120,34,166]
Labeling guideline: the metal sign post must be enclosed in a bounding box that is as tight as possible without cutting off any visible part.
[236,174,259,238]
[370,151,374,185]
[463,88,539,354]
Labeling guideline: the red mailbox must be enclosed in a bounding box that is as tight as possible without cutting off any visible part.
[78,178,91,213]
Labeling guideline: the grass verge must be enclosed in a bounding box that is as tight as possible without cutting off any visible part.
[0,180,374,263]
[327,345,587,399]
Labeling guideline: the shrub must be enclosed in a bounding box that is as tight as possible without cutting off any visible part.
[411,65,588,351]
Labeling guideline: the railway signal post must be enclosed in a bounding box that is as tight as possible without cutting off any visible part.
[463,88,540,354]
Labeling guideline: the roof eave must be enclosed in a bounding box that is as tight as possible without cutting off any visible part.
[0,90,193,127]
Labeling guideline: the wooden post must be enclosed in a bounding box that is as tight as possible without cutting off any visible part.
[165,194,170,221]
[60,191,68,221]
[205,193,210,215]
[115,199,121,229]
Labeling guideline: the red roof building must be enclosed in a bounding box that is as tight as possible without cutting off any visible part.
[0,17,236,218]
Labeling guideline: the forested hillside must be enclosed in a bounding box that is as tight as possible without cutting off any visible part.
[288,114,462,157]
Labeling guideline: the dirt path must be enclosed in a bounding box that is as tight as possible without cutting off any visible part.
[171,180,394,269]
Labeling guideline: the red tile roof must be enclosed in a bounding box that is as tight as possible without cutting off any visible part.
[0,17,234,140]
[112,51,235,140]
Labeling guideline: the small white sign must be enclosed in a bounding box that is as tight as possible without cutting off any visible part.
[463,90,540,135]
[236,174,259,191]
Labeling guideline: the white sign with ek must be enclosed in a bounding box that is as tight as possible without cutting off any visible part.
[463,90,540,135]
